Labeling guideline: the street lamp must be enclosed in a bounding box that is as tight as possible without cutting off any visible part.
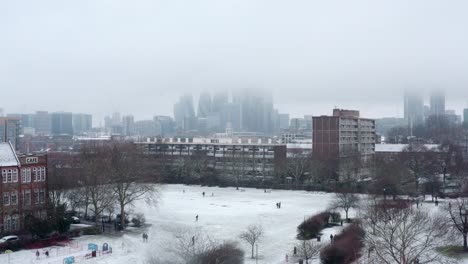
[441,161,447,188]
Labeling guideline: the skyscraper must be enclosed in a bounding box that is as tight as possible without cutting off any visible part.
[279,114,290,130]
[72,113,93,134]
[233,89,275,134]
[173,94,196,131]
[122,115,135,136]
[211,91,229,113]
[197,91,212,118]
[430,91,445,116]
[0,117,21,150]
[404,91,424,132]
[34,111,51,136]
[51,112,73,135]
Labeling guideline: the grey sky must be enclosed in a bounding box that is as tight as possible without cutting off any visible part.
[2,0,468,122]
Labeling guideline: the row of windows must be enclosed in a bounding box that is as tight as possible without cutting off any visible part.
[21,167,46,182]
[1,169,18,183]
[2,167,46,183]
[3,189,46,206]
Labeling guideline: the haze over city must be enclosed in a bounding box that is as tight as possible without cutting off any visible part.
[2,0,468,121]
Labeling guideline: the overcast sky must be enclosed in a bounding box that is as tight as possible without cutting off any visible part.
[2,0,468,123]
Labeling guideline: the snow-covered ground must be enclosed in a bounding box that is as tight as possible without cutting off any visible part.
[0,184,351,264]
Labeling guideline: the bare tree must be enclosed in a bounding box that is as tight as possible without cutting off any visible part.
[399,143,436,194]
[80,144,114,225]
[286,150,310,186]
[447,197,468,251]
[239,224,264,259]
[147,229,244,264]
[330,191,359,220]
[173,229,217,263]
[109,143,157,228]
[296,239,322,264]
[361,199,450,264]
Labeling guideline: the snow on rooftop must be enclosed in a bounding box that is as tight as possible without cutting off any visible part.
[375,144,439,153]
[0,142,19,167]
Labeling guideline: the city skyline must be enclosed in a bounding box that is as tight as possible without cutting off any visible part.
[2,89,467,126]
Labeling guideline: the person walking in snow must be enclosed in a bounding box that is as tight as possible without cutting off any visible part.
[196,215,199,222]
[285,254,289,262]
[142,233,146,242]
[330,234,334,241]
[36,250,40,259]
[202,192,205,197]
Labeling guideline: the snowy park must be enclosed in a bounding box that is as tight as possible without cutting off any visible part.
[0,184,347,264]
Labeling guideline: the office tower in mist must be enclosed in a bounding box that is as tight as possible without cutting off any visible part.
[233,89,275,134]
[404,91,424,130]
[51,112,73,135]
[279,114,290,130]
[0,117,21,150]
[154,116,175,136]
[197,91,212,118]
[174,94,196,131]
[34,111,51,136]
[122,115,135,136]
[211,91,229,113]
[430,91,445,116]
[72,113,93,135]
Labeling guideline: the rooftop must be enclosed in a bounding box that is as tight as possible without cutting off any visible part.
[0,142,20,167]
[375,144,440,153]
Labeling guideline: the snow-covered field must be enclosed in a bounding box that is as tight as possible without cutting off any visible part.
[0,184,350,264]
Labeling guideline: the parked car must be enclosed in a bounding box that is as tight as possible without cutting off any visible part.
[0,235,20,245]
[71,216,80,224]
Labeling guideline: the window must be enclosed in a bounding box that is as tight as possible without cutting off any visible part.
[26,168,31,182]
[11,192,17,205]
[12,169,18,182]
[2,169,7,183]
[32,167,38,182]
[41,167,46,181]
[11,215,19,231]
[23,189,31,206]
[3,192,10,206]
[39,189,45,204]
[34,189,39,204]
[3,216,11,232]
[21,168,27,183]
[7,169,12,182]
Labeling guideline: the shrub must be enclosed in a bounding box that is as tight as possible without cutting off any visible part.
[131,213,146,227]
[189,242,244,264]
[297,212,331,240]
[82,226,102,235]
[320,223,365,264]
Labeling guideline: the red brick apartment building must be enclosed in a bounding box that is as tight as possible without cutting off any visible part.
[313,109,376,160]
[313,109,376,180]
[0,142,48,235]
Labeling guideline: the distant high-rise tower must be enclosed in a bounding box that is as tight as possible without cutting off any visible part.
[197,91,212,118]
[429,91,445,116]
[34,111,51,136]
[51,112,73,135]
[404,91,424,133]
[0,117,21,150]
[211,91,229,113]
[72,113,92,135]
[122,115,135,136]
[173,94,196,131]
[233,89,275,134]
